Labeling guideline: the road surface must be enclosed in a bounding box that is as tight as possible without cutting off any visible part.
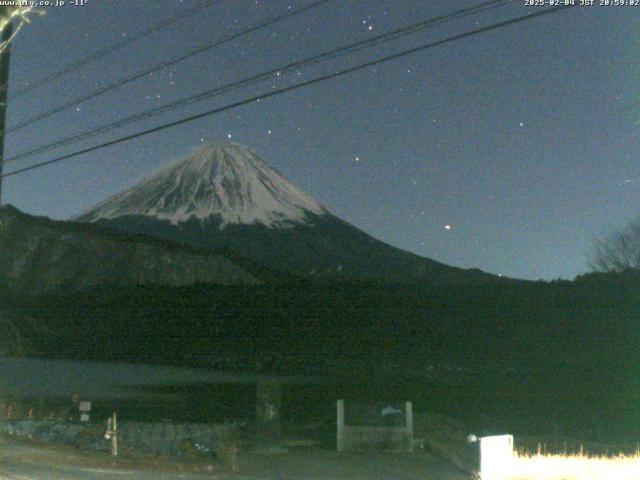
[0,436,473,479]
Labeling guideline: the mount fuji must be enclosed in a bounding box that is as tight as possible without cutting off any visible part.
[75,142,497,284]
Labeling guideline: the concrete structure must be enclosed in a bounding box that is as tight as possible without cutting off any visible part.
[336,399,413,452]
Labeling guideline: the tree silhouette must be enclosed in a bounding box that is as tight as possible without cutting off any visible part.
[590,219,640,272]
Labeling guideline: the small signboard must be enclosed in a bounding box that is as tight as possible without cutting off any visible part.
[345,401,407,427]
[79,401,91,423]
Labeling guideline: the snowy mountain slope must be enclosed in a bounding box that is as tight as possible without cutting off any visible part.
[75,142,500,284]
[76,142,327,228]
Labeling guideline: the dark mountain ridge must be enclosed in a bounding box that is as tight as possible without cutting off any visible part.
[0,204,262,293]
[94,212,499,284]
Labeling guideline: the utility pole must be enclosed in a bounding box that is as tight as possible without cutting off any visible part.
[0,7,13,207]
[105,411,118,456]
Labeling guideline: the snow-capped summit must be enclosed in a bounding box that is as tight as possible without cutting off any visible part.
[76,142,328,228]
[75,141,500,284]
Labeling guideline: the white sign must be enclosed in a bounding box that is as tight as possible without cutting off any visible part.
[79,401,91,412]
[480,434,514,480]
[80,413,90,423]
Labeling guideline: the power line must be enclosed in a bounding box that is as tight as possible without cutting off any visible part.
[1,5,572,180]
[5,0,514,164]
[6,0,331,133]
[12,1,219,99]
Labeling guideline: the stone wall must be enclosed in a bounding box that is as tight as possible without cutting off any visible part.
[0,419,240,457]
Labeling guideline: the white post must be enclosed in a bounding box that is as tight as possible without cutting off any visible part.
[405,401,413,452]
[111,411,118,457]
[105,412,118,456]
[336,399,345,452]
[480,434,514,480]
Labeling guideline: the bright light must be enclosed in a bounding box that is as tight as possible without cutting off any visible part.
[508,451,640,480]
[479,434,640,480]
[480,435,514,480]
[444,224,452,230]
[0,6,43,54]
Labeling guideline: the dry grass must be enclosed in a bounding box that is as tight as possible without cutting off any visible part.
[499,450,640,480]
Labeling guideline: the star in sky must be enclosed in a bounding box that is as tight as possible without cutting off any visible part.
[4,1,634,281]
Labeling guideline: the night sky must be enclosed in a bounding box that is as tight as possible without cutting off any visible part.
[3,1,639,281]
